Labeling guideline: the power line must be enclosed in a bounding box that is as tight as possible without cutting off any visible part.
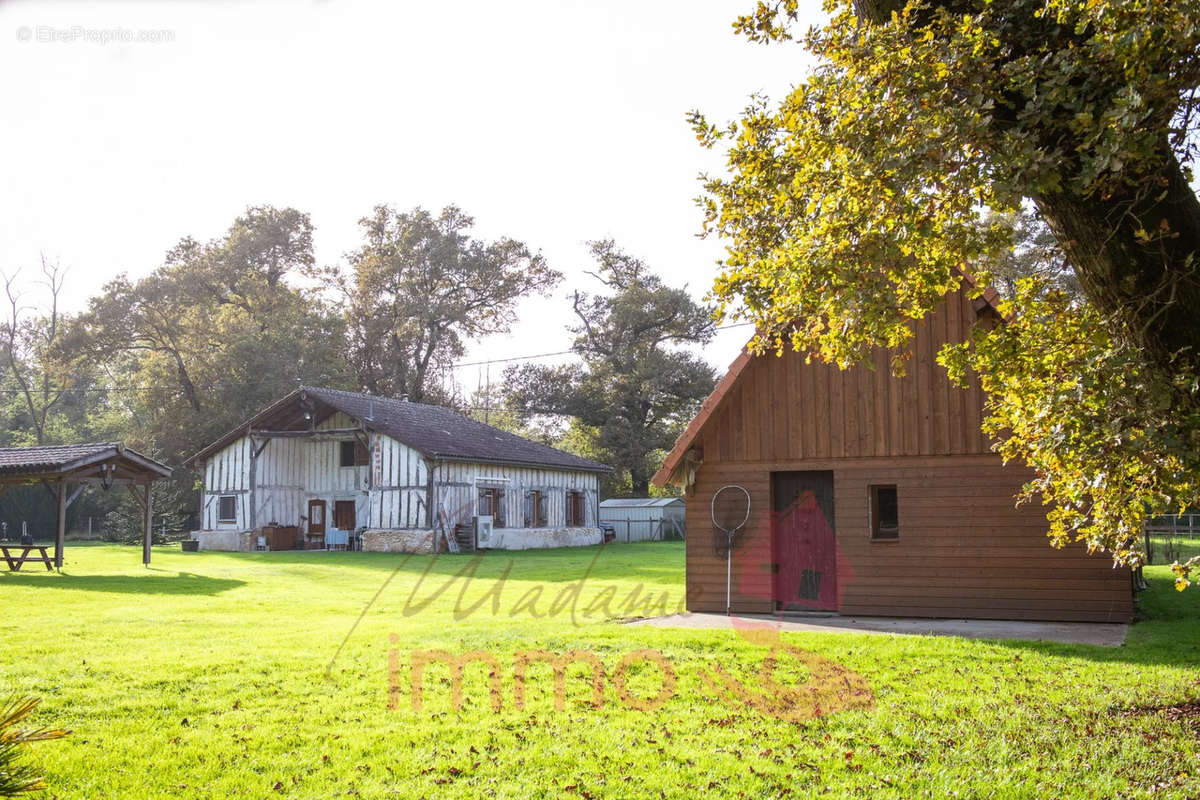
[0,321,758,396]
[449,321,754,369]
[451,349,573,369]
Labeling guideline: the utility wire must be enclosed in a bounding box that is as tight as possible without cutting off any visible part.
[0,321,757,396]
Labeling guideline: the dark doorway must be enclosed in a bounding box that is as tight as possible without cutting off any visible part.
[334,500,356,530]
[771,470,838,611]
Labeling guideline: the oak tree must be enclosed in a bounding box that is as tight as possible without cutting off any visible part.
[505,241,717,496]
[694,0,1200,586]
[342,205,560,404]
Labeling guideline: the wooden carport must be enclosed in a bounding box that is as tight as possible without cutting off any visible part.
[0,443,172,568]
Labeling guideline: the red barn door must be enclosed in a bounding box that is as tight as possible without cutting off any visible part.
[771,471,838,611]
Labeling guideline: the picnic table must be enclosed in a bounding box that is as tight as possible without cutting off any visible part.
[0,544,54,571]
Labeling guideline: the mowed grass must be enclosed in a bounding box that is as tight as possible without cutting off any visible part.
[1,542,1198,799]
[1146,534,1200,566]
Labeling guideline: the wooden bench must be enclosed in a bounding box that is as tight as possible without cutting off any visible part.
[0,544,54,571]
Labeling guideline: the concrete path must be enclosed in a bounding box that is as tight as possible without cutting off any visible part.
[627,612,1128,647]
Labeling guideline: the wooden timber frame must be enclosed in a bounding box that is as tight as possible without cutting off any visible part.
[0,444,172,568]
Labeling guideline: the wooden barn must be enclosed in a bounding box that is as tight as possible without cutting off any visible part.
[652,286,1133,623]
[190,387,609,553]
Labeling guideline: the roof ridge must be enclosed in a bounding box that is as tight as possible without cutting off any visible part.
[300,386,611,473]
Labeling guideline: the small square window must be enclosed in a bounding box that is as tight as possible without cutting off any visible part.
[870,485,899,540]
[340,440,368,467]
[218,495,237,524]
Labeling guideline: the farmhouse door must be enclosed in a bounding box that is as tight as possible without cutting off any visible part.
[307,499,326,535]
[771,471,838,612]
[334,500,356,530]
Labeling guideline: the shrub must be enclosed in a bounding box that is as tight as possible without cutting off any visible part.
[0,696,69,796]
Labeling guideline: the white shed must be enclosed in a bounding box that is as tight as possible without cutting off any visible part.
[599,497,686,542]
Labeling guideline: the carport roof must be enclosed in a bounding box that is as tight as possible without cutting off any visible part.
[0,443,171,480]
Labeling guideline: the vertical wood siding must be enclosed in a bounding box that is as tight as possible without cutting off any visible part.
[701,289,991,463]
[199,414,600,534]
[368,434,428,530]
[680,288,1133,623]
[433,461,599,530]
[202,412,375,531]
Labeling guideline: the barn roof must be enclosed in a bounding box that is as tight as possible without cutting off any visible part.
[191,387,611,474]
[0,443,172,480]
[651,274,1004,488]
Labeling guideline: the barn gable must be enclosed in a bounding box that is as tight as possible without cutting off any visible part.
[654,286,1133,623]
[655,285,996,489]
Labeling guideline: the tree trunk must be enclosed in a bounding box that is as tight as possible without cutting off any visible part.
[850,1,1200,374]
[630,469,650,497]
[1035,148,1200,371]
[171,349,202,412]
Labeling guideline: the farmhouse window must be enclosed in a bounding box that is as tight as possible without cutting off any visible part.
[566,490,585,526]
[339,440,368,467]
[217,495,237,524]
[478,487,506,527]
[870,485,899,540]
[524,490,548,528]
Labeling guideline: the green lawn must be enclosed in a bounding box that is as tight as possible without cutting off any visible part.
[1147,534,1200,566]
[2,542,1198,799]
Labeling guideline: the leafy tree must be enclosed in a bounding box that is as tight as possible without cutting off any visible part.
[102,478,192,545]
[60,207,351,532]
[65,206,324,416]
[505,241,717,496]
[341,205,561,404]
[464,384,559,444]
[979,209,1081,302]
[1,258,74,445]
[693,0,1200,587]
[0,261,120,540]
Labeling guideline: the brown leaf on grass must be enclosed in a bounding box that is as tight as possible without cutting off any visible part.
[1113,699,1200,733]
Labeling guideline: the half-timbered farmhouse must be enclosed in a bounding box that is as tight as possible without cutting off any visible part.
[652,286,1133,623]
[190,387,609,553]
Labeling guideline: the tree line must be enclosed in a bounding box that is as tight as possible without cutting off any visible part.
[0,205,717,540]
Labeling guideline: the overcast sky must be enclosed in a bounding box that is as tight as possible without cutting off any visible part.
[1,0,818,394]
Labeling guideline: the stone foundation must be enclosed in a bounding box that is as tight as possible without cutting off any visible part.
[191,526,602,554]
[361,528,437,554]
[487,527,602,550]
[193,529,255,552]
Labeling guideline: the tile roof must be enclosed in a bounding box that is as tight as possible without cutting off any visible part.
[193,387,611,474]
[303,387,610,473]
[0,443,171,477]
